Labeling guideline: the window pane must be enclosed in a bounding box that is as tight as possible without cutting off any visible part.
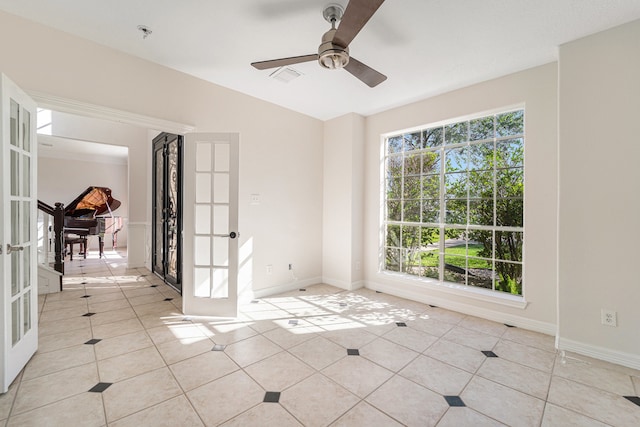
[10,99,18,147]
[404,153,421,176]
[468,230,494,259]
[467,258,494,290]
[468,142,494,171]
[403,176,420,199]
[445,172,467,199]
[422,175,439,199]
[496,138,523,168]
[386,225,400,247]
[12,299,20,346]
[423,127,443,148]
[496,110,524,137]
[444,255,466,285]
[388,136,403,154]
[469,199,494,226]
[496,168,523,198]
[24,290,31,334]
[445,147,467,173]
[444,229,466,254]
[11,201,20,245]
[403,249,421,276]
[386,177,402,200]
[496,198,523,227]
[401,225,420,249]
[445,199,466,224]
[470,116,494,141]
[403,132,422,151]
[403,200,420,222]
[422,200,439,222]
[22,108,31,151]
[468,170,494,198]
[387,200,401,221]
[495,231,523,262]
[387,155,403,177]
[422,150,440,175]
[385,247,400,271]
[421,227,440,278]
[23,155,30,197]
[11,150,19,196]
[445,121,468,145]
[494,261,522,295]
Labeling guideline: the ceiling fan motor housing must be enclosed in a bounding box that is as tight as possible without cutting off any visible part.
[318,28,349,69]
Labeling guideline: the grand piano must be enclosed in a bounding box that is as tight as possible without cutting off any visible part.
[64,186,122,259]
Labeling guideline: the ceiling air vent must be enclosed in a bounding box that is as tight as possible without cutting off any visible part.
[270,67,303,83]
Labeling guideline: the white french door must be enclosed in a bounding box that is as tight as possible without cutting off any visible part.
[0,74,38,393]
[182,133,239,317]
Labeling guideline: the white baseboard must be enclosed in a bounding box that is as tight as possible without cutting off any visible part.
[557,337,640,371]
[322,276,366,291]
[247,276,323,301]
[367,279,556,336]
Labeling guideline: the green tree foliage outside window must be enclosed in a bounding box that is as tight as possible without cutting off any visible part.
[384,110,524,296]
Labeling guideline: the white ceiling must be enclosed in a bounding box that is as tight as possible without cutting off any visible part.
[2,0,640,120]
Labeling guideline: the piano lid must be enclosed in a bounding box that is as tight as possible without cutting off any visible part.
[65,186,121,218]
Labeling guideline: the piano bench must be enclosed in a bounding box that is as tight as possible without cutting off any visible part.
[65,235,87,260]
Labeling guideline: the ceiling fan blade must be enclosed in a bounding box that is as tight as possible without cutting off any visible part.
[251,54,318,70]
[344,57,387,88]
[333,0,386,48]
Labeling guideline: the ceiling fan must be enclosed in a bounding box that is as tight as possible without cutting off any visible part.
[251,0,387,88]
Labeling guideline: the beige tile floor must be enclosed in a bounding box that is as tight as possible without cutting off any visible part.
[1,249,640,426]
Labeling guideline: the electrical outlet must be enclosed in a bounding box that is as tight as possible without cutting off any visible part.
[266,265,273,275]
[601,309,617,327]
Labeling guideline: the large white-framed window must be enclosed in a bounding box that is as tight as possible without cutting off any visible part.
[383,108,524,296]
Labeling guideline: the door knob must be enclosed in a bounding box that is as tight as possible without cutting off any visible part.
[224,232,239,239]
[7,244,24,254]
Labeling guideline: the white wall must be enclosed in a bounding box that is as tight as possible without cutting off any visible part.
[558,19,640,368]
[323,113,365,289]
[363,63,559,334]
[38,156,128,249]
[0,10,324,296]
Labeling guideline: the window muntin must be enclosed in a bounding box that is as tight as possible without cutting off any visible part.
[383,109,524,296]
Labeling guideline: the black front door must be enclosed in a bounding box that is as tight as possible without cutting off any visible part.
[152,132,183,292]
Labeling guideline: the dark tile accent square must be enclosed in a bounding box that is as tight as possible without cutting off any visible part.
[396,322,407,327]
[429,304,438,308]
[339,302,347,307]
[288,320,299,325]
[444,395,465,407]
[140,274,147,277]
[81,281,88,285]
[84,339,102,345]
[212,344,226,351]
[164,298,173,301]
[251,300,260,304]
[182,317,191,322]
[347,349,360,356]
[80,295,91,298]
[88,382,112,393]
[82,312,96,317]
[482,350,498,358]
[624,396,640,407]
[504,323,516,328]
[299,288,306,292]
[375,291,382,293]
[150,284,158,288]
[264,391,281,403]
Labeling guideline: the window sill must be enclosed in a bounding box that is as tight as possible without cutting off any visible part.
[380,271,528,310]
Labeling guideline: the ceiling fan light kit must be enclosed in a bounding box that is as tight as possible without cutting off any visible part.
[251,0,387,87]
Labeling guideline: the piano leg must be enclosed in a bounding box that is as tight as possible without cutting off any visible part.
[99,236,104,258]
